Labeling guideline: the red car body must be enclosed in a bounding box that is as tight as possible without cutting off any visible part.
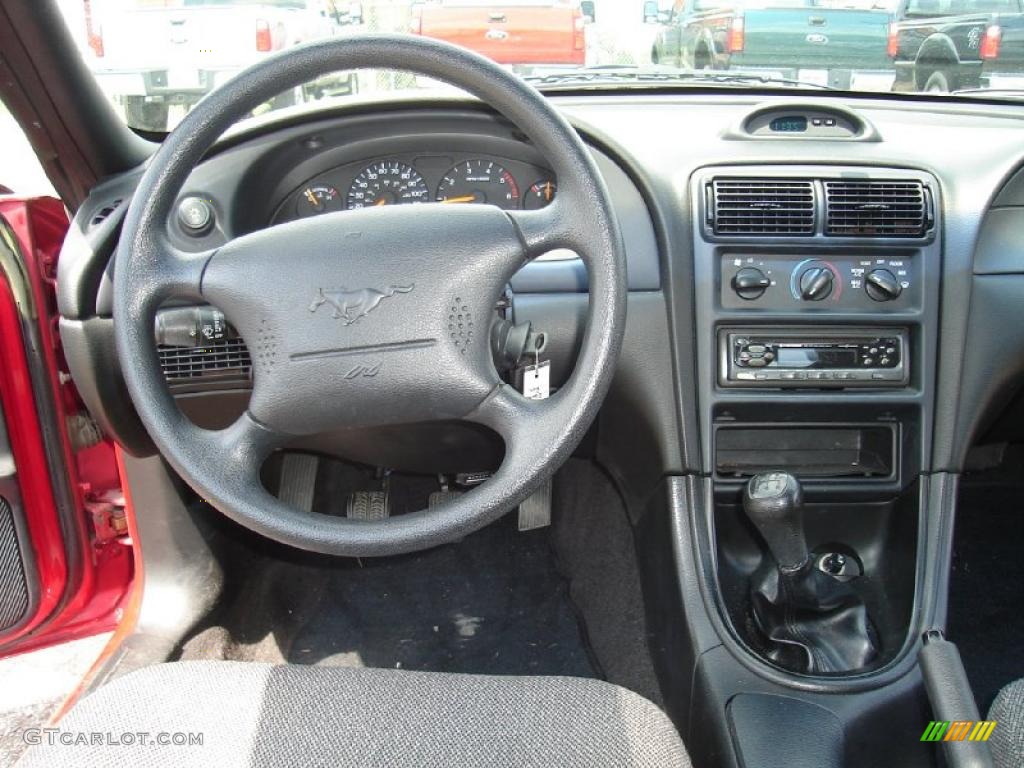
[411,1,587,66]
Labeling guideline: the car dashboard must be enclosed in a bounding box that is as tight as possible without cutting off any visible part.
[52,87,1024,766]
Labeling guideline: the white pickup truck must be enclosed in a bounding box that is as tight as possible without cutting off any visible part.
[84,0,363,131]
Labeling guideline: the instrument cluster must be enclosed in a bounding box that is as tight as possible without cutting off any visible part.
[273,153,556,224]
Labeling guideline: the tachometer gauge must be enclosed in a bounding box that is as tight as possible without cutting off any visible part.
[436,160,520,209]
[524,179,557,210]
[297,185,342,217]
[347,161,430,209]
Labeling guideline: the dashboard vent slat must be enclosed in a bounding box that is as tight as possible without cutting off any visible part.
[89,199,123,229]
[158,338,251,382]
[711,179,815,236]
[824,180,929,237]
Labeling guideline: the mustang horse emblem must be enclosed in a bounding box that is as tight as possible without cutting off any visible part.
[308,284,415,325]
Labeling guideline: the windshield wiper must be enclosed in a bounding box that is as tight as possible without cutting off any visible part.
[523,68,836,91]
[949,88,1024,100]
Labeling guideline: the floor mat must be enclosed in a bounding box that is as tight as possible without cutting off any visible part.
[181,513,597,679]
[948,475,1024,713]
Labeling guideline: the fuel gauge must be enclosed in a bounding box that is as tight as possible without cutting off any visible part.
[297,185,342,217]
[524,179,557,210]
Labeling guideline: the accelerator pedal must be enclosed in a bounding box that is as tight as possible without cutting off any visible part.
[518,475,553,531]
[277,453,319,512]
[347,491,390,521]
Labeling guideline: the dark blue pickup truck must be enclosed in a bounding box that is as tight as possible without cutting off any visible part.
[891,0,1024,92]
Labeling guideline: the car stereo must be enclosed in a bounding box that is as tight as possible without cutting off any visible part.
[720,328,909,387]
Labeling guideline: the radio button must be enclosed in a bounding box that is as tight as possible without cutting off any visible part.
[747,358,767,368]
[863,357,874,366]
[748,344,767,354]
[880,357,891,366]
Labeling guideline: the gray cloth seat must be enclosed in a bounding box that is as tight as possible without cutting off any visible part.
[989,678,1024,768]
[18,661,689,768]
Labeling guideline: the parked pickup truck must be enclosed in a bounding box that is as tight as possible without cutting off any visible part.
[84,0,364,132]
[890,0,1024,92]
[410,0,594,67]
[648,0,895,91]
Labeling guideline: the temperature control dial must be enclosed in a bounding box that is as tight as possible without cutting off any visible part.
[865,269,902,302]
[798,267,835,301]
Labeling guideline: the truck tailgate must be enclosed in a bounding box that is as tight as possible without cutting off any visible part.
[738,9,891,69]
[418,2,581,65]
[96,5,267,71]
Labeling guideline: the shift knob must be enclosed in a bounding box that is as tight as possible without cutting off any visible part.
[743,471,810,570]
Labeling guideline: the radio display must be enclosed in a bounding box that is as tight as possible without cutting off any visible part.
[776,347,857,368]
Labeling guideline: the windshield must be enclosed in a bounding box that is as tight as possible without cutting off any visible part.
[56,0,1023,133]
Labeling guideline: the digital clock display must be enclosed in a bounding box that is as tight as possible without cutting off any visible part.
[769,115,808,133]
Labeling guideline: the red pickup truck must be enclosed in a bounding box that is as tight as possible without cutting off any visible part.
[410,0,592,66]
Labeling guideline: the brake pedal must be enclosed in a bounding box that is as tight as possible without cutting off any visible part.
[347,490,390,520]
[518,475,553,531]
[428,489,464,510]
[277,453,319,512]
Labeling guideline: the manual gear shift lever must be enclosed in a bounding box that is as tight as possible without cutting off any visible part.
[743,471,879,674]
[742,471,810,570]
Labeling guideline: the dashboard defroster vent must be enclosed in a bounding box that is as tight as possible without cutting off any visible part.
[158,338,251,382]
[710,179,815,236]
[824,180,929,237]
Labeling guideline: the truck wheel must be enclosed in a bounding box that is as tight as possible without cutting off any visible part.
[124,99,169,131]
[922,69,954,93]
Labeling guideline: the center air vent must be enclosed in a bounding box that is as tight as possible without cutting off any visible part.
[158,338,251,382]
[710,179,815,236]
[824,180,930,237]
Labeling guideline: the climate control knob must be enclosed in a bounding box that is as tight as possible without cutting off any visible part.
[732,267,771,300]
[865,269,902,302]
[798,267,834,301]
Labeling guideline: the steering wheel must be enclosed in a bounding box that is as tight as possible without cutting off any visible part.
[114,35,626,556]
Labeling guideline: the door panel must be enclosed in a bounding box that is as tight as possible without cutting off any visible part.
[0,197,134,657]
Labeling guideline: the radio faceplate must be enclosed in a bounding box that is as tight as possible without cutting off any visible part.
[720,328,910,387]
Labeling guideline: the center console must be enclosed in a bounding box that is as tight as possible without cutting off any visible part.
[690,165,941,680]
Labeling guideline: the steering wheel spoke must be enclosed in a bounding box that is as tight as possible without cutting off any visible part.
[215,411,289,483]
[465,382,547,457]
[506,202,575,263]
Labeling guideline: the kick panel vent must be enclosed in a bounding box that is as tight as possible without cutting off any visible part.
[711,179,815,236]
[824,180,929,237]
[159,338,251,382]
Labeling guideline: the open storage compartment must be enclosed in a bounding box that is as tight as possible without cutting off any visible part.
[715,424,895,479]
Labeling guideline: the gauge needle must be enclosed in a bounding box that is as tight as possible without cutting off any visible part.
[442,195,478,204]
[374,198,388,206]
[543,182,553,202]
[303,188,319,208]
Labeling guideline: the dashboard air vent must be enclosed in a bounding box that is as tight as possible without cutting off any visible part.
[89,199,123,229]
[158,338,251,382]
[824,180,929,237]
[710,179,815,236]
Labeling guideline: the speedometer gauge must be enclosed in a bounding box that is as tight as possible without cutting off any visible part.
[436,160,520,209]
[347,161,430,209]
